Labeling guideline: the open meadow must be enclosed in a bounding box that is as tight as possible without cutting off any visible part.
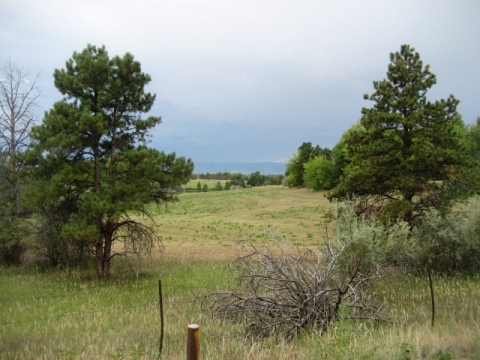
[1,186,480,359]
[152,185,330,261]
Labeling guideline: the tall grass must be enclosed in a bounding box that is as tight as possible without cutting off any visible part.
[1,186,480,359]
[3,264,480,359]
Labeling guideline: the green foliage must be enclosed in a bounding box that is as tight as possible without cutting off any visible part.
[329,201,411,269]
[286,142,331,187]
[0,155,28,265]
[464,117,480,157]
[228,173,246,188]
[22,45,193,276]
[0,216,26,266]
[462,117,480,190]
[431,349,453,360]
[247,171,265,187]
[330,45,469,223]
[414,196,480,273]
[303,156,337,190]
[245,171,284,187]
[331,123,363,181]
[265,174,284,186]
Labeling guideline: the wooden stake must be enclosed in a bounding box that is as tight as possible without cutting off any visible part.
[187,324,200,360]
[159,280,164,355]
[427,266,435,327]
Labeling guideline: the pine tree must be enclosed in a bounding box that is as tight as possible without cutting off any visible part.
[330,45,468,223]
[24,45,193,277]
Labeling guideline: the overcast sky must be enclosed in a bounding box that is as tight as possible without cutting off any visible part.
[1,1,479,164]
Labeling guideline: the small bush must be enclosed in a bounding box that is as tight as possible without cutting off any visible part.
[414,196,480,273]
[0,217,27,266]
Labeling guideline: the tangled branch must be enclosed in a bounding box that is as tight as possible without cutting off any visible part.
[204,231,387,341]
[112,215,163,258]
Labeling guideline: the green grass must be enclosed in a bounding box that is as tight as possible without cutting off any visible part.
[147,186,330,261]
[1,186,480,359]
[3,264,480,359]
[184,179,227,190]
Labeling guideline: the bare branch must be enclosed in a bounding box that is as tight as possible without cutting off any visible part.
[204,231,387,341]
[112,214,163,257]
[0,58,41,158]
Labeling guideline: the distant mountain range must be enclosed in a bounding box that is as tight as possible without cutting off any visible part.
[193,162,286,175]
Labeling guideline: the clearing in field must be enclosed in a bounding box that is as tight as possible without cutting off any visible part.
[150,185,330,261]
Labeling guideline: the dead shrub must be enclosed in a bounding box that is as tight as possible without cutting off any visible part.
[204,203,409,340]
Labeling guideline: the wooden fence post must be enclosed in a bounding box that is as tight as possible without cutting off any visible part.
[158,280,164,355]
[187,324,200,360]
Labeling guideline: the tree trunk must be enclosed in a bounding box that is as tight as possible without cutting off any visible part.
[103,222,114,278]
[93,130,104,278]
[95,221,115,279]
[402,191,415,225]
[95,232,113,279]
[10,107,16,197]
[95,236,104,279]
[427,265,435,327]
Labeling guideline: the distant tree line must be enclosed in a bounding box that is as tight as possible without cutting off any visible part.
[192,172,239,180]
[191,172,284,188]
[285,142,338,190]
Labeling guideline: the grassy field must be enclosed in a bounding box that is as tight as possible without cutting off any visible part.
[150,186,330,261]
[184,179,227,190]
[1,186,480,359]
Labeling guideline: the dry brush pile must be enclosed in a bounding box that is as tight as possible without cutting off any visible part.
[204,204,410,340]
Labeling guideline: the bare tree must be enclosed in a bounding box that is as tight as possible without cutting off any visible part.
[0,59,41,265]
[0,59,41,207]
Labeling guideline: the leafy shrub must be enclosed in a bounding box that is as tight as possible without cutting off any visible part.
[303,156,337,190]
[0,217,27,266]
[414,196,480,273]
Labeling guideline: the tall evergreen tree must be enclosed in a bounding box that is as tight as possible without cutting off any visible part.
[330,45,468,223]
[24,45,193,277]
